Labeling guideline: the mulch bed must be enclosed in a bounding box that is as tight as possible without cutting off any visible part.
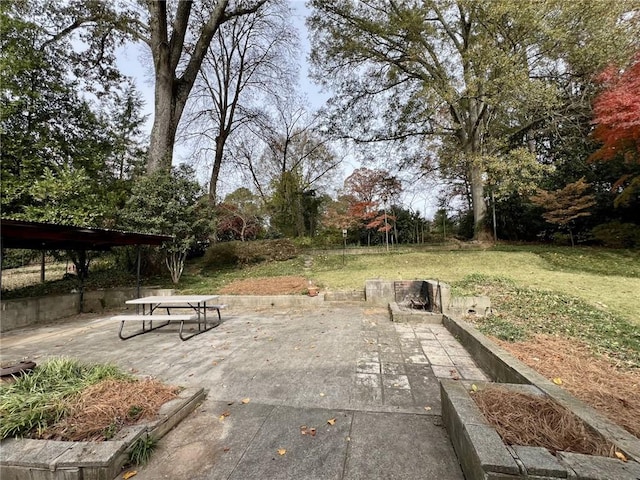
[40,379,179,441]
[219,276,311,295]
[496,335,640,439]
[472,385,615,457]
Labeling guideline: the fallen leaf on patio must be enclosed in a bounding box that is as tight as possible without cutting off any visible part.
[327,418,336,425]
[223,447,230,452]
[449,369,460,380]
[471,384,478,392]
[552,377,563,385]
[615,451,627,462]
[129,368,138,374]
[219,410,231,421]
[277,448,287,455]
[319,392,325,397]
[241,398,250,404]
[123,471,137,479]
[300,426,317,437]
[424,406,432,411]
[212,361,218,366]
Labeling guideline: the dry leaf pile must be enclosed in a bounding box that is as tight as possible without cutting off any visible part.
[496,335,640,439]
[44,379,179,441]
[472,385,616,457]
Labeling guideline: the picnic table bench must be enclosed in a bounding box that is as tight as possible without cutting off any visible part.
[111,295,225,341]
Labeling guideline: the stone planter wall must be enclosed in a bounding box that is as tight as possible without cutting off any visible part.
[0,387,205,480]
[440,314,640,479]
[441,380,640,480]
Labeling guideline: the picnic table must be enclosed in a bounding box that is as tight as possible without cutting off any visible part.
[111,295,225,341]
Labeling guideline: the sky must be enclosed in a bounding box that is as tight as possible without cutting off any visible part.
[114,2,440,219]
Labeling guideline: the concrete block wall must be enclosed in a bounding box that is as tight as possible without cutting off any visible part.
[442,315,640,462]
[1,294,80,332]
[0,288,172,333]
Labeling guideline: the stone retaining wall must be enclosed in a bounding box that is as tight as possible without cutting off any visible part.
[441,380,640,480]
[0,387,205,480]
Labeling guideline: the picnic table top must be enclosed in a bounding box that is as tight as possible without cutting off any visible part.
[126,294,219,305]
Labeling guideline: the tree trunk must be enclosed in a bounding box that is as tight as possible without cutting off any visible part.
[148,78,182,173]
[470,164,491,241]
[209,133,227,204]
[569,227,575,247]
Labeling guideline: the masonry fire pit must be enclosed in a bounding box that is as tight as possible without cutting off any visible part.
[389,280,444,323]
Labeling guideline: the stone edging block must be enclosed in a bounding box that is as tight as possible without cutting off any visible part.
[441,379,520,480]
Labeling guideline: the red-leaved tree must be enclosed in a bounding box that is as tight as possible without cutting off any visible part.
[590,53,640,206]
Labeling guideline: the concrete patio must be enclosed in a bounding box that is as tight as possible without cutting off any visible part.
[0,303,491,479]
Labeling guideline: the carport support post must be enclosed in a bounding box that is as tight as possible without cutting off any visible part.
[136,245,141,298]
[41,250,45,283]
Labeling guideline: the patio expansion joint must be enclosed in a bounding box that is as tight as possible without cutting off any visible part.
[225,402,278,480]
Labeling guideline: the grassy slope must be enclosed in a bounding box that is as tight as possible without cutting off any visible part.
[305,247,639,325]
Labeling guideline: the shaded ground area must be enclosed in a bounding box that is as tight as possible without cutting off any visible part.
[219,276,310,295]
[496,335,640,439]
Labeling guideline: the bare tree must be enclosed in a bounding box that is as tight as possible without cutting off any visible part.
[250,97,342,237]
[182,0,298,204]
[260,96,341,187]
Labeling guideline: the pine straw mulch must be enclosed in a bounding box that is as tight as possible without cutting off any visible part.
[495,335,640,440]
[40,378,179,441]
[219,276,311,295]
[473,385,616,457]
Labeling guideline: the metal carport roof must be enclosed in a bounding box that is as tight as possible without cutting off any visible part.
[0,219,172,250]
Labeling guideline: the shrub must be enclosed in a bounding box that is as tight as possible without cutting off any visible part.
[203,242,239,268]
[552,233,571,246]
[591,222,640,248]
[203,239,298,269]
